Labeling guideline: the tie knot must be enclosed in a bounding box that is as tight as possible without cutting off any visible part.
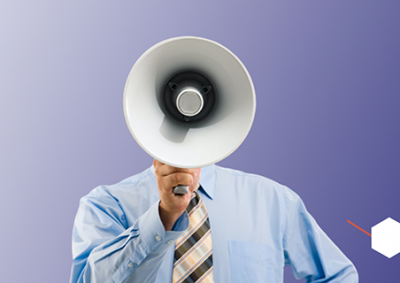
[191,190,199,199]
[186,190,200,213]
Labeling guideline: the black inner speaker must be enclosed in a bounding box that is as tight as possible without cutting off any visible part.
[161,70,217,123]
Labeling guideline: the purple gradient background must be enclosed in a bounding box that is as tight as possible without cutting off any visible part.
[1,1,399,282]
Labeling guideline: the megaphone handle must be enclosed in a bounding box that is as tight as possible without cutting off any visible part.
[173,185,189,195]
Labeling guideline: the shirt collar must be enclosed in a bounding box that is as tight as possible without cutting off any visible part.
[198,164,215,200]
[150,164,215,200]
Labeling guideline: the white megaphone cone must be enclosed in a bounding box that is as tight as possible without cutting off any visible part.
[123,36,256,194]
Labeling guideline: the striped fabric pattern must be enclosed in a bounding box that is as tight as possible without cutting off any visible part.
[172,191,214,283]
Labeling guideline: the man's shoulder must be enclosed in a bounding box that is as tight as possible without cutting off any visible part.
[83,166,156,201]
[214,165,301,200]
[214,165,282,187]
[115,166,155,187]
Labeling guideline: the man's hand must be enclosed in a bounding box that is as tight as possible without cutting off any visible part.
[153,159,201,231]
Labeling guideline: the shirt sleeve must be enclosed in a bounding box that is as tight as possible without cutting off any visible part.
[70,191,188,283]
[281,186,359,283]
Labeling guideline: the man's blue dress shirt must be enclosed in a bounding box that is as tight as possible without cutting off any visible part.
[70,165,358,283]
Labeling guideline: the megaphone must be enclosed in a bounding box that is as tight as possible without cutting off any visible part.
[123,36,256,194]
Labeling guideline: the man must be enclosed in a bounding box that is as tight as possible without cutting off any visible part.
[70,160,358,283]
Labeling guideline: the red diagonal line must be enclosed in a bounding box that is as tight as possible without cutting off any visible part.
[347,220,371,237]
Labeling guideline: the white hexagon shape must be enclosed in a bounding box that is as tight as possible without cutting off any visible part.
[371,217,400,258]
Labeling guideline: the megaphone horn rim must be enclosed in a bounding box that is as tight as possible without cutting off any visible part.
[123,36,256,169]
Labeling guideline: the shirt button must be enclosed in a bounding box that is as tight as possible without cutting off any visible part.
[155,235,162,241]
[168,240,174,245]
[128,262,134,268]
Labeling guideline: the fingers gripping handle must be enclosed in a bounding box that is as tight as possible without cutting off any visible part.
[173,185,189,195]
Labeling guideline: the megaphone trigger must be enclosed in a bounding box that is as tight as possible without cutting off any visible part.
[173,185,190,195]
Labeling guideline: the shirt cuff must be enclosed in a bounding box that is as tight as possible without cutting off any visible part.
[138,200,189,254]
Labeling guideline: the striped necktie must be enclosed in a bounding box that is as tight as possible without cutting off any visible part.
[172,190,214,283]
